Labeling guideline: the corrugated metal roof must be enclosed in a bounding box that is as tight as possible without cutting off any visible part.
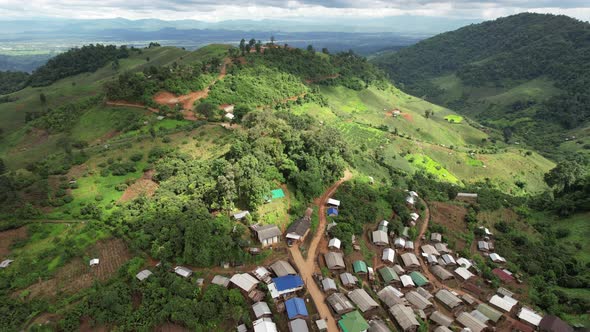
[327,293,355,314]
[430,311,454,327]
[389,304,419,331]
[518,307,543,326]
[285,297,308,319]
[252,301,272,318]
[372,230,389,245]
[431,265,454,280]
[477,303,502,323]
[489,294,517,312]
[377,286,406,308]
[457,312,488,332]
[270,260,296,277]
[406,291,433,310]
[347,289,379,312]
[325,252,345,269]
[401,253,420,267]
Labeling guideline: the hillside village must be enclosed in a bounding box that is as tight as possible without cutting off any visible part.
[91,183,576,332]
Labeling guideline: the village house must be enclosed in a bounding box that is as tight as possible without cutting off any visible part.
[417,287,433,301]
[324,252,346,270]
[340,272,358,288]
[353,260,368,274]
[289,319,309,332]
[400,275,415,288]
[390,304,420,332]
[456,192,478,201]
[174,266,192,278]
[211,275,231,287]
[489,253,506,263]
[457,312,488,332]
[406,291,433,312]
[455,266,475,281]
[477,303,503,324]
[409,271,429,288]
[382,248,395,264]
[89,258,100,267]
[315,319,328,332]
[232,210,250,220]
[253,318,278,332]
[429,311,454,327]
[492,268,515,283]
[269,275,304,298]
[286,215,311,243]
[441,254,456,266]
[254,224,282,247]
[456,257,472,268]
[431,265,454,281]
[347,288,379,313]
[135,269,152,281]
[394,237,406,248]
[379,266,400,284]
[338,310,369,332]
[372,230,389,246]
[270,260,297,277]
[327,292,356,315]
[405,190,419,206]
[430,233,442,242]
[518,307,543,328]
[285,297,308,319]
[434,242,450,253]
[401,253,420,269]
[321,277,337,293]
[435,289,463,312]
[404,241,414,251]
[489,294,518,313]
[253,266,273,283]
[252,301,272,318]
[393,264,405,275]
[368,319,391,332]
[421,244,440,256]
[328,238,341,250]
[327,198,340,207]
[378,286,407,308]
[230,273,259,293]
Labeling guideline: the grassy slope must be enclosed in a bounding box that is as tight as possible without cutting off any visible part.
[0,45,230,169]
[292,84,554,193]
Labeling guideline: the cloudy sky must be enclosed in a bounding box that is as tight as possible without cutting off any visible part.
[1,0,590,21]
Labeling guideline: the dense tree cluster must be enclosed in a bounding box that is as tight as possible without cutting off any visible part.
[0,70,30,94]
[373,13,590,155]
[30,44,133,87]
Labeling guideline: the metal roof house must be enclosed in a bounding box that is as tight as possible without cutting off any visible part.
[410,213,419,222]
[231,273,259,292]
[272,275,304,295]
[389,304,420,332]
[518,307,543,327]
[455,267,475,281]
[406,291,433,311]
[232,210,250,220]
[89,258,100,266]
[434,243,450,253]
[252,301,272,318]
[253,317,278,332]
[489,253,506,263]
[409,271,429,287]
[477,303,503,323]
[394,237,406,248]
[401,253,420,268]
[421,244,440,256]
[254,224,282,247]
[430,233,442,242]
[378,286,406,308]
[340,272,358,287]
[212,275,231,287]
[285,297,308,319]
[372,230,389,246]
[431,265,454,280]
[429,311,454,327]
[393,264,405,275]
[492,268,515,282]
[457,312,488,332]
[322,277,337,292]
[435,289,462,310]
[489,294,518,312]
[253,266,272,283]
[329,238,341,249]
[348,288,379,313]
[136,269,153,281]
[286,217,311,242]
[327,198,341,207]
[441,254,456,266]
[379,266,400,284]
[382,248,395,263]
[327,292,356,315]
[338,310,369,332]
[174,266,192,278]
[368,319,392,332]
[456,257,472,269]
[324,252,346,270]
[478,241,490,252]
[353,260,368,274]
[404,241,414,250]
[289,318,309,332]
[270,260,296,277]
[400,275,415,288]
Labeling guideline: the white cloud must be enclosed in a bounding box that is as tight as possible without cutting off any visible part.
[0,0,589,21]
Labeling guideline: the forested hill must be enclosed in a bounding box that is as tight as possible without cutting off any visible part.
[372,13,590,158]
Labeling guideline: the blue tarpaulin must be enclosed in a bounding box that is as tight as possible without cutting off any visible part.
[285,297,308,319]
[272,275,304,292]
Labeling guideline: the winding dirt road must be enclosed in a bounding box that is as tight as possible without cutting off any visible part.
[289,170,352,332]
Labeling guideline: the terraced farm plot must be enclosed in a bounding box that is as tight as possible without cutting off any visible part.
[405,153,460,184]
[444,114,464,123]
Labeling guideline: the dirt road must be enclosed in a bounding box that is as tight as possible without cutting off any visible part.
[288,170,352,332]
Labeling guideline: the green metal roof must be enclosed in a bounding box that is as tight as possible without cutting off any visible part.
[270,188,285,199]
[410,271,429,287]
[353,260,368,273]
[379,266,400,283]
[477,303,503,322]
[338,310,369,332]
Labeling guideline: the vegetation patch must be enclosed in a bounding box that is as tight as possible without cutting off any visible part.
[405,153,460,184]
[444,114,463,123]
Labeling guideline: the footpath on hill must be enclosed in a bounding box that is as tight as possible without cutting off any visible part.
[288,170,352,332]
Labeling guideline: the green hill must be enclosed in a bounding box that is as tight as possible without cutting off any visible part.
[372,13,590,158]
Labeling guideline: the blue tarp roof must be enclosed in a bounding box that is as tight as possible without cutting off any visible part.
[327,207,339,216]
[285,297,308,319]
[272,275,304,291]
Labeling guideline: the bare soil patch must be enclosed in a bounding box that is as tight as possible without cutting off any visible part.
[429,201,468,250]
[11,128,49,153]
[0,226,28,257]
[401,112,414,122]
[118,170,159,203]
[21,238,132,299]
